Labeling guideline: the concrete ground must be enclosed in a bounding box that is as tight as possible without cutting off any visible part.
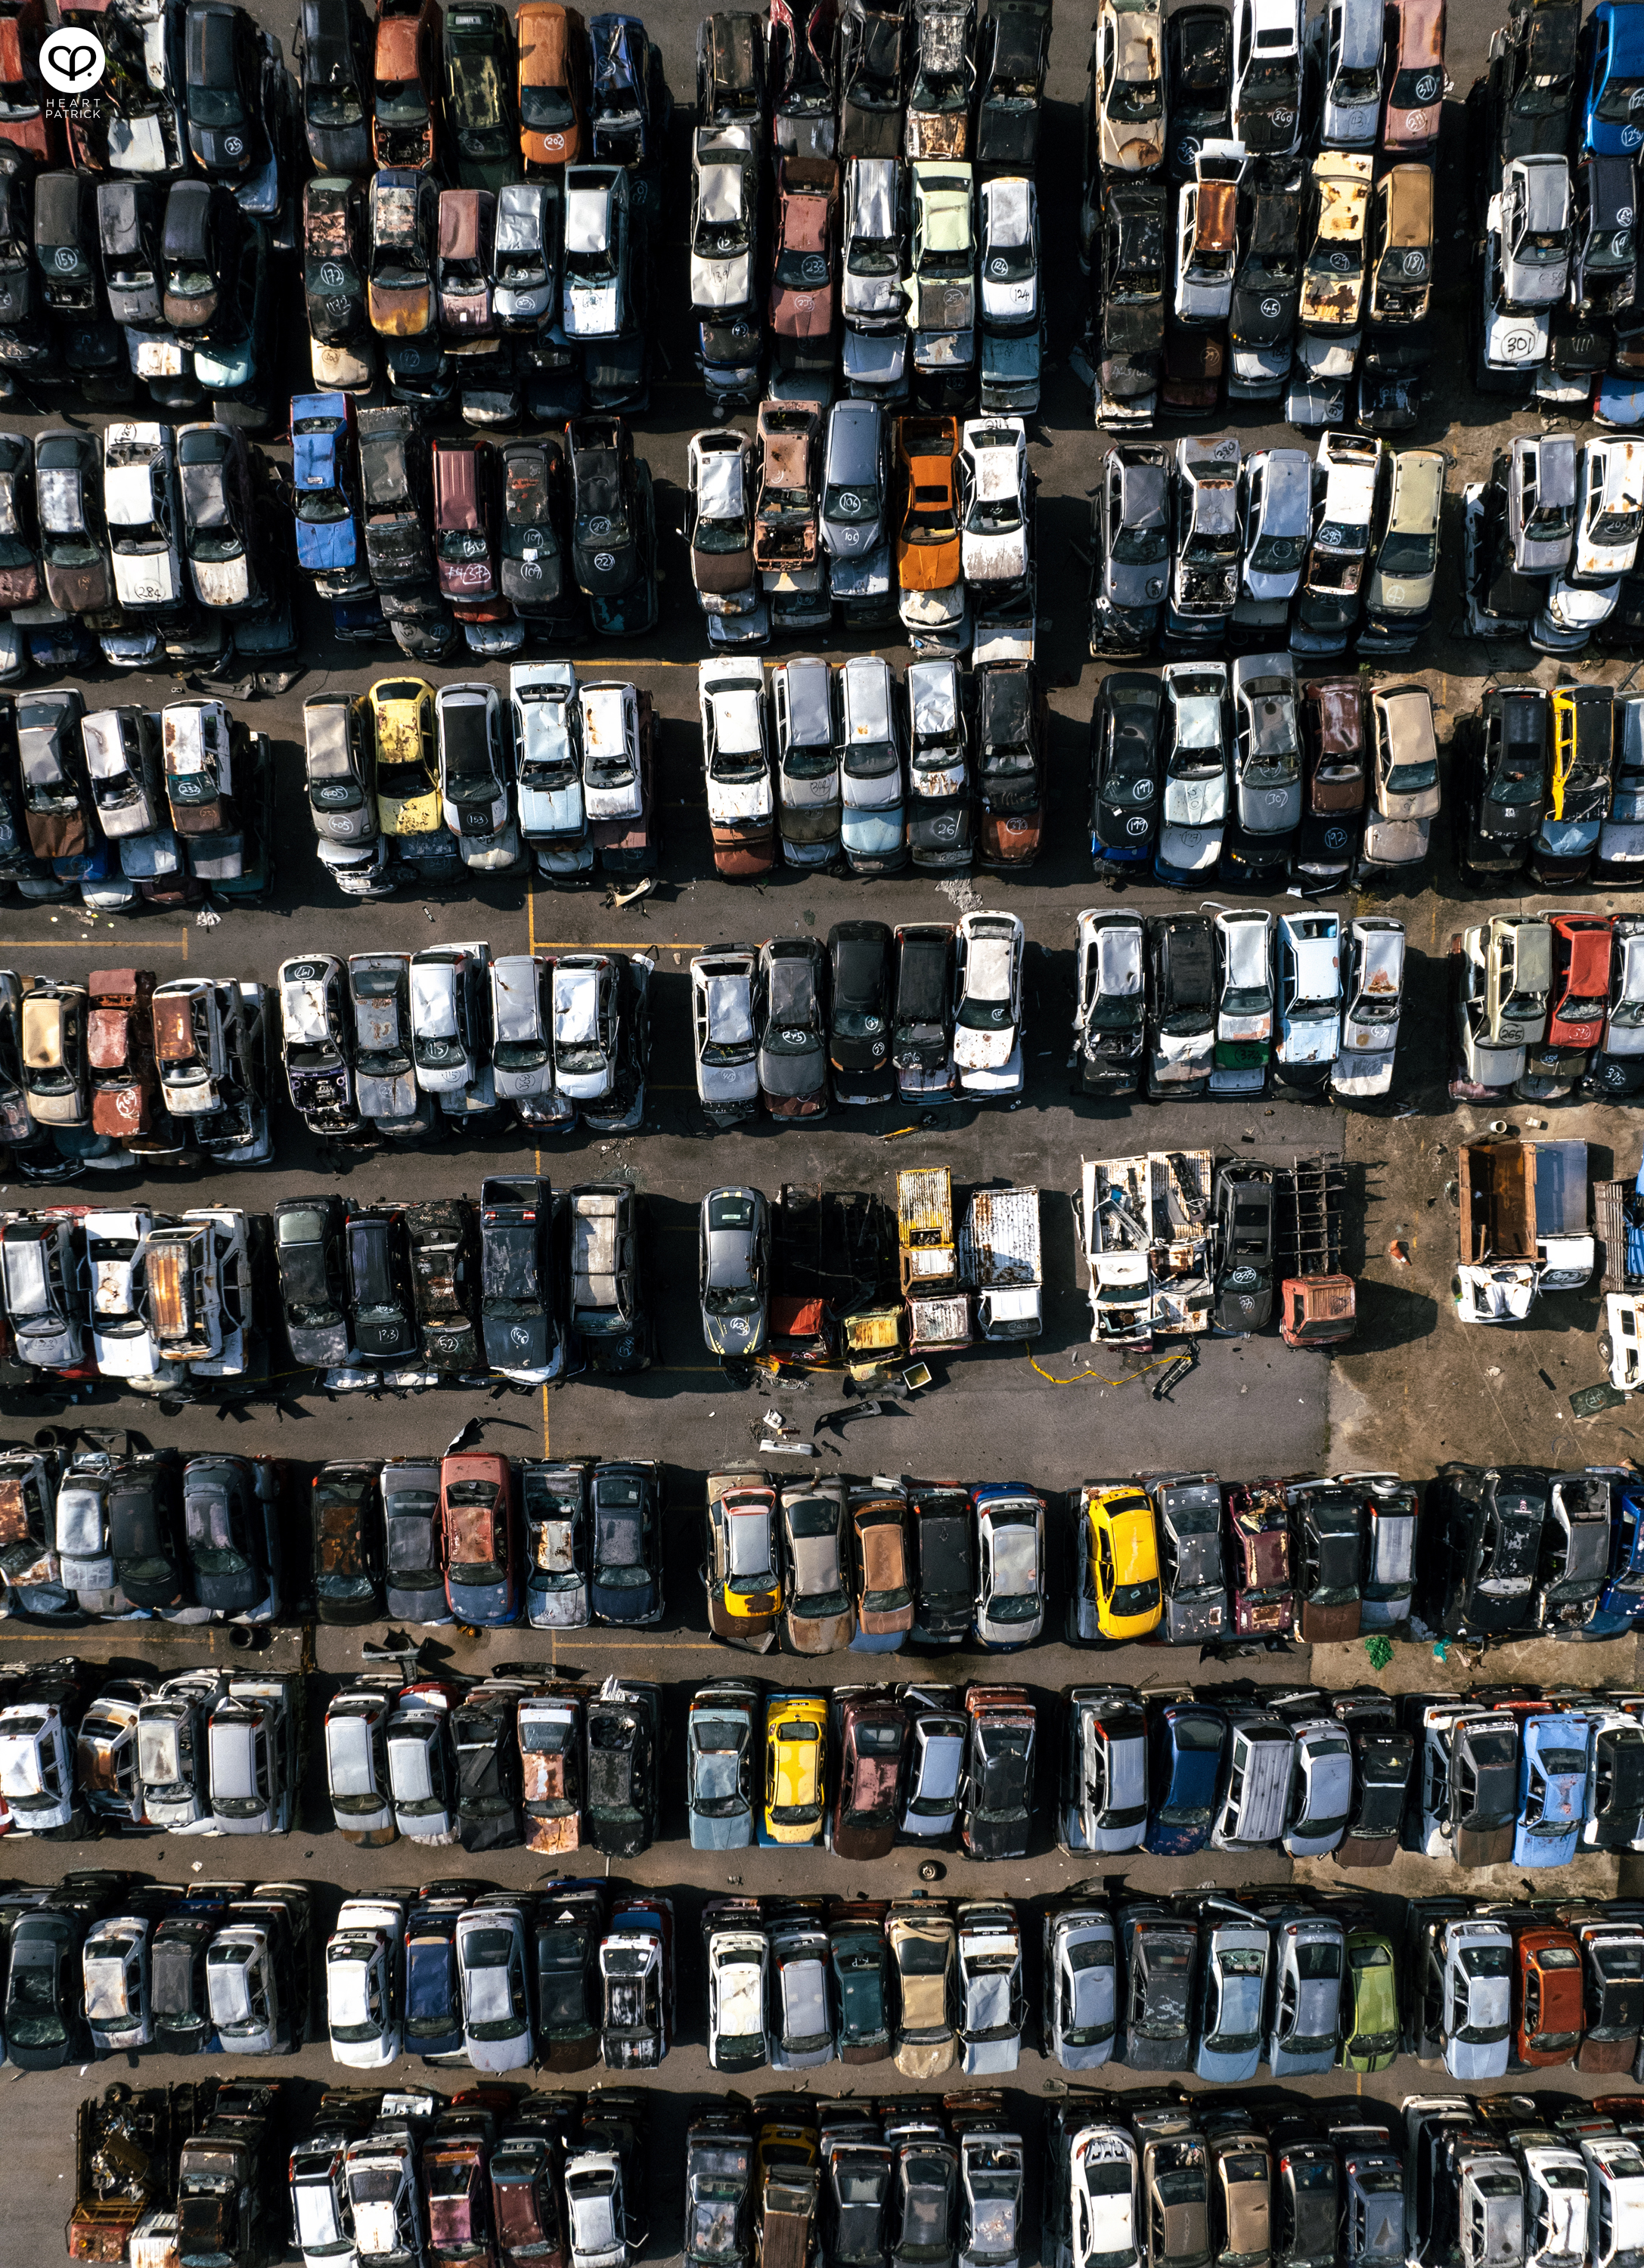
[7,0,1644,2257]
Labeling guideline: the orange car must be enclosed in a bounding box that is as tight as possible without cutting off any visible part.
[0,0,60,164]
[895,416,962,590]
[374,0,445,172]
[518,1,590,168]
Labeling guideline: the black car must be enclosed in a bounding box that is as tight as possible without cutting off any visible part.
[534,1882,605,2070]
[275,1193,351,1370]
[1422,1464,1548,1639]
[405,1198,481,1374]
[1397,1693,1518,1870]
[1228,160,1303,367]
[33,171,101,319]
[501,438,579,626]
[590,1459,662,1625]
[98,180,163,328]
[1212,1163,1275,1334]
[36,429,115,618]
[1286,1483,1364,1643]
[1329,1690,1414,1869]
[451,1683,524,1851]
[296,0,374,175]
[891,924,953,1104]
[1090,671,1163,868]
[585,1679,661,1857]
[1117,1900,1196,2071]
[181,1456,278,1620]
[1093,178,1166,392]
[303,175,371,350]
[909,1484,973,1645]
[108,1453,188,1612]
[1167,5,1233,180]
[5,1901,93,2070]
[566,415,644,600]
[961,1703,1034,1861]
[1459,681,1546,878]
[697,10,765,127]
[479,1173,563,1380]
[1267,2121,1337,2268]
[344,1204,419,1362]
[357,403,433,588]
[152,1907,222,2053]
[757,934,830,1117]
[687,2106,754,2268]
[383,1458,446,1623]
[310,1461,384,1625]
[161,177,240,335]
[975,1,1046,166]
[1146,912,1215,1100]
[976,661,1043,866]
[828,919,894,1106]
[891,2139,959,2268]
[184,2,274,182]
[443,2,517,191]
[0,147,33,328]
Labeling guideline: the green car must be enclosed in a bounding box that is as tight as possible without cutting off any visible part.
[1339,1928,1399,2072]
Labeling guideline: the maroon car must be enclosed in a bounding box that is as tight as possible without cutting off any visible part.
[1301,678,1367,815]
[831,1690,907,1862]
[432,436,507,620]
[491,2125,567,2268]
[1223,1482,1293,1637]
[769,153,839,342]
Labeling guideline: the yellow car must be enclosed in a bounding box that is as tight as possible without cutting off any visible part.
[368,676,440,837]
[1084,1484,1163,1641]
[762,1692,827,1845]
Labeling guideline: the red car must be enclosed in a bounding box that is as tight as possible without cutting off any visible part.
[830,1690,907,1862]
[1512,1918,1585,2068]
[423,2090,512,2268]
[86,967,160,1144]
[1549,913,1613,1049]
[432,437,507,619]
[1222,1482,1293,1637]
[769,153,839,341]
[0,0,61,164]
[491,2122,568,2268]
[439,1449,520,1624]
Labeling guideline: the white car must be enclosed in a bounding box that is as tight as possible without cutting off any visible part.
[1276,912,1342,1083]
[562,165,630,337]
[1574,438,1644,581]
[773,653,842,866]
[699,655,774,843]
[690,124,758,313]
[580,682,647,829]
[409,943,488,1097]
[386,1692,457,1844]
[690,950,761,1120]
[1497,154,1572,308]
[103,423,185,611]
[686,429,765,641]
[87,1208,163,1384]
[1333,916,1404,1101]
[957,1903,1023,2076]
[511,662,587,865]
[1174,144,1245,322]
[552,953,620,1110]
[953,910,1025,1098]
[1531,572,1620,655]
[706,1915,768,2071]
[326,1898,407,2068]
[323,1687,396,1843]
[979,175,1039,332]
[456,1901,533,2071]
[1069,2125,1138,2268]
[1156,662,1228,881]
[958,419,1031,590]
[84,1913,153,2055]
[1478,208,1549,383]
[1211,908,1275,1095]
[565,2150,629,2268]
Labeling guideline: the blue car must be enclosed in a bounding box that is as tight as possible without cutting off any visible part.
[1144,1701,1227,1854]
[291,392,368,593]
[1597,1479,1644,1631]
[590,14,671,170]
[1582,2,1644,158]
[1513,1711,1590,1868]
[404,1894,473,2063]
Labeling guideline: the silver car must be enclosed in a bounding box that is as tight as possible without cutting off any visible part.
[1507,432,1577,576]
[456,1902,534,2071]
[1041,1903,1117,2071]
[820,399,889,558]
[511,662,587,868]
[1440,1916,1512,2080]
[1098,444,1171,612]
[691,949,761,1120]
[957,1903,1023,2075]
[773,654,841,866]
[1498,155,1572,308]
[699,1184,769,1358]
[349,953,430,1133]
[690,124,759,314]
[489,953,559,1109]
[1265,1910,1344,2074]
[1231,652,1303,833]
[842,156,905,329]
[493,181,558,324]
[409,943,486,1097]
[770,1918,832,2070]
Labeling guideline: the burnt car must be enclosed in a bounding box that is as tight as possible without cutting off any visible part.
[1422,1464,1548,1640]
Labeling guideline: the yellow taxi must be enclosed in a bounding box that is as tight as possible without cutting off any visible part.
[1084,1484,1164,1641]
[762,1691,827,1845]
[368,676,440,837]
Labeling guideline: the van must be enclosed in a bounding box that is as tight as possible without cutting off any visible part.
[1210,1707,1294,1849]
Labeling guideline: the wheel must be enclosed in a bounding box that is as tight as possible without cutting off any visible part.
[1600,1333,1615,1365]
